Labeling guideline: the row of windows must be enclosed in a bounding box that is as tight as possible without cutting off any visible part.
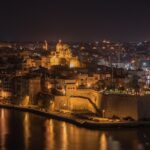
[67,87,76,90]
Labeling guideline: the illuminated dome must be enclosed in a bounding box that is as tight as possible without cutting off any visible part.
[49,40,81,68]
[63,44,69,50]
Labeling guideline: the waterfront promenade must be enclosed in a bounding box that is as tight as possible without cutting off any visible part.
[1,103,150,129]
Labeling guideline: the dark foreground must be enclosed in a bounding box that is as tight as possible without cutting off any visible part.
[1,108,150,150]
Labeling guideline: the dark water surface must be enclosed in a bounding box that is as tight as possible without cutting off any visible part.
[0,109,150,150]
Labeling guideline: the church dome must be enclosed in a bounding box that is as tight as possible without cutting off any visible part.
[63,44,69,50]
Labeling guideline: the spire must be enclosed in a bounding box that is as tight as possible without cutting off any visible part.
[43,40,48,50]
[56,39,63,52]
[58,39,62,44]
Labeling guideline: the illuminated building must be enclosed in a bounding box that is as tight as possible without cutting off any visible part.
[76,74,100,87]
[21,40,82,69]
[0,42,12,48]
[43,40,48,50]
[49,40,81,68]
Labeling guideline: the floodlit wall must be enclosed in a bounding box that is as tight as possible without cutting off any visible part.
[54,90,150,120]
[69,97,96,113]
[54,96,68,110]
[66,89,101,108]
[54,96,96,113]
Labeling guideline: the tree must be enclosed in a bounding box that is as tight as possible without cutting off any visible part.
[96,80,106,90]
[129,75,140,94]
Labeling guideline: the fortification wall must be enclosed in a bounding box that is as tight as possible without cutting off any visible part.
[100,94,150,120]
[54,96,96,113]
[100,94,139,120]
[67,89,101,108]
[138,95,150,119]
[54,96,68,110]
[69,97,96,113]
[54,91,150,120]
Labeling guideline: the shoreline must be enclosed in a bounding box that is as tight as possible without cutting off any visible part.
[1,104,150,129]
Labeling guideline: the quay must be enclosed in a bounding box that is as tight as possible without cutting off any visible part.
[1,104,150,129]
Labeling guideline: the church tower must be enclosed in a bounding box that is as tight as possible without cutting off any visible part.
[56,39,63,52]
[43,40,48,50]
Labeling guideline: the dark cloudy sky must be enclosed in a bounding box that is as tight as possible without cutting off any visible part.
[0,0,150,42]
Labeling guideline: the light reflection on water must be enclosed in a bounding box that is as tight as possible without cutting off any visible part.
[23,113,30,150]
[0,109,9,150]
[100,133,107,150]
[0,109,150,150]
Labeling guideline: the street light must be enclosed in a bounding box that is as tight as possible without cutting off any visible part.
[102,109,105,118]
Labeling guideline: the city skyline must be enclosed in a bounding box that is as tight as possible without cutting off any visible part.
[1,1,150,150]
[0,0,150,42]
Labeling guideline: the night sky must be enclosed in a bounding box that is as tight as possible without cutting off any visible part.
[0,0,150,42]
